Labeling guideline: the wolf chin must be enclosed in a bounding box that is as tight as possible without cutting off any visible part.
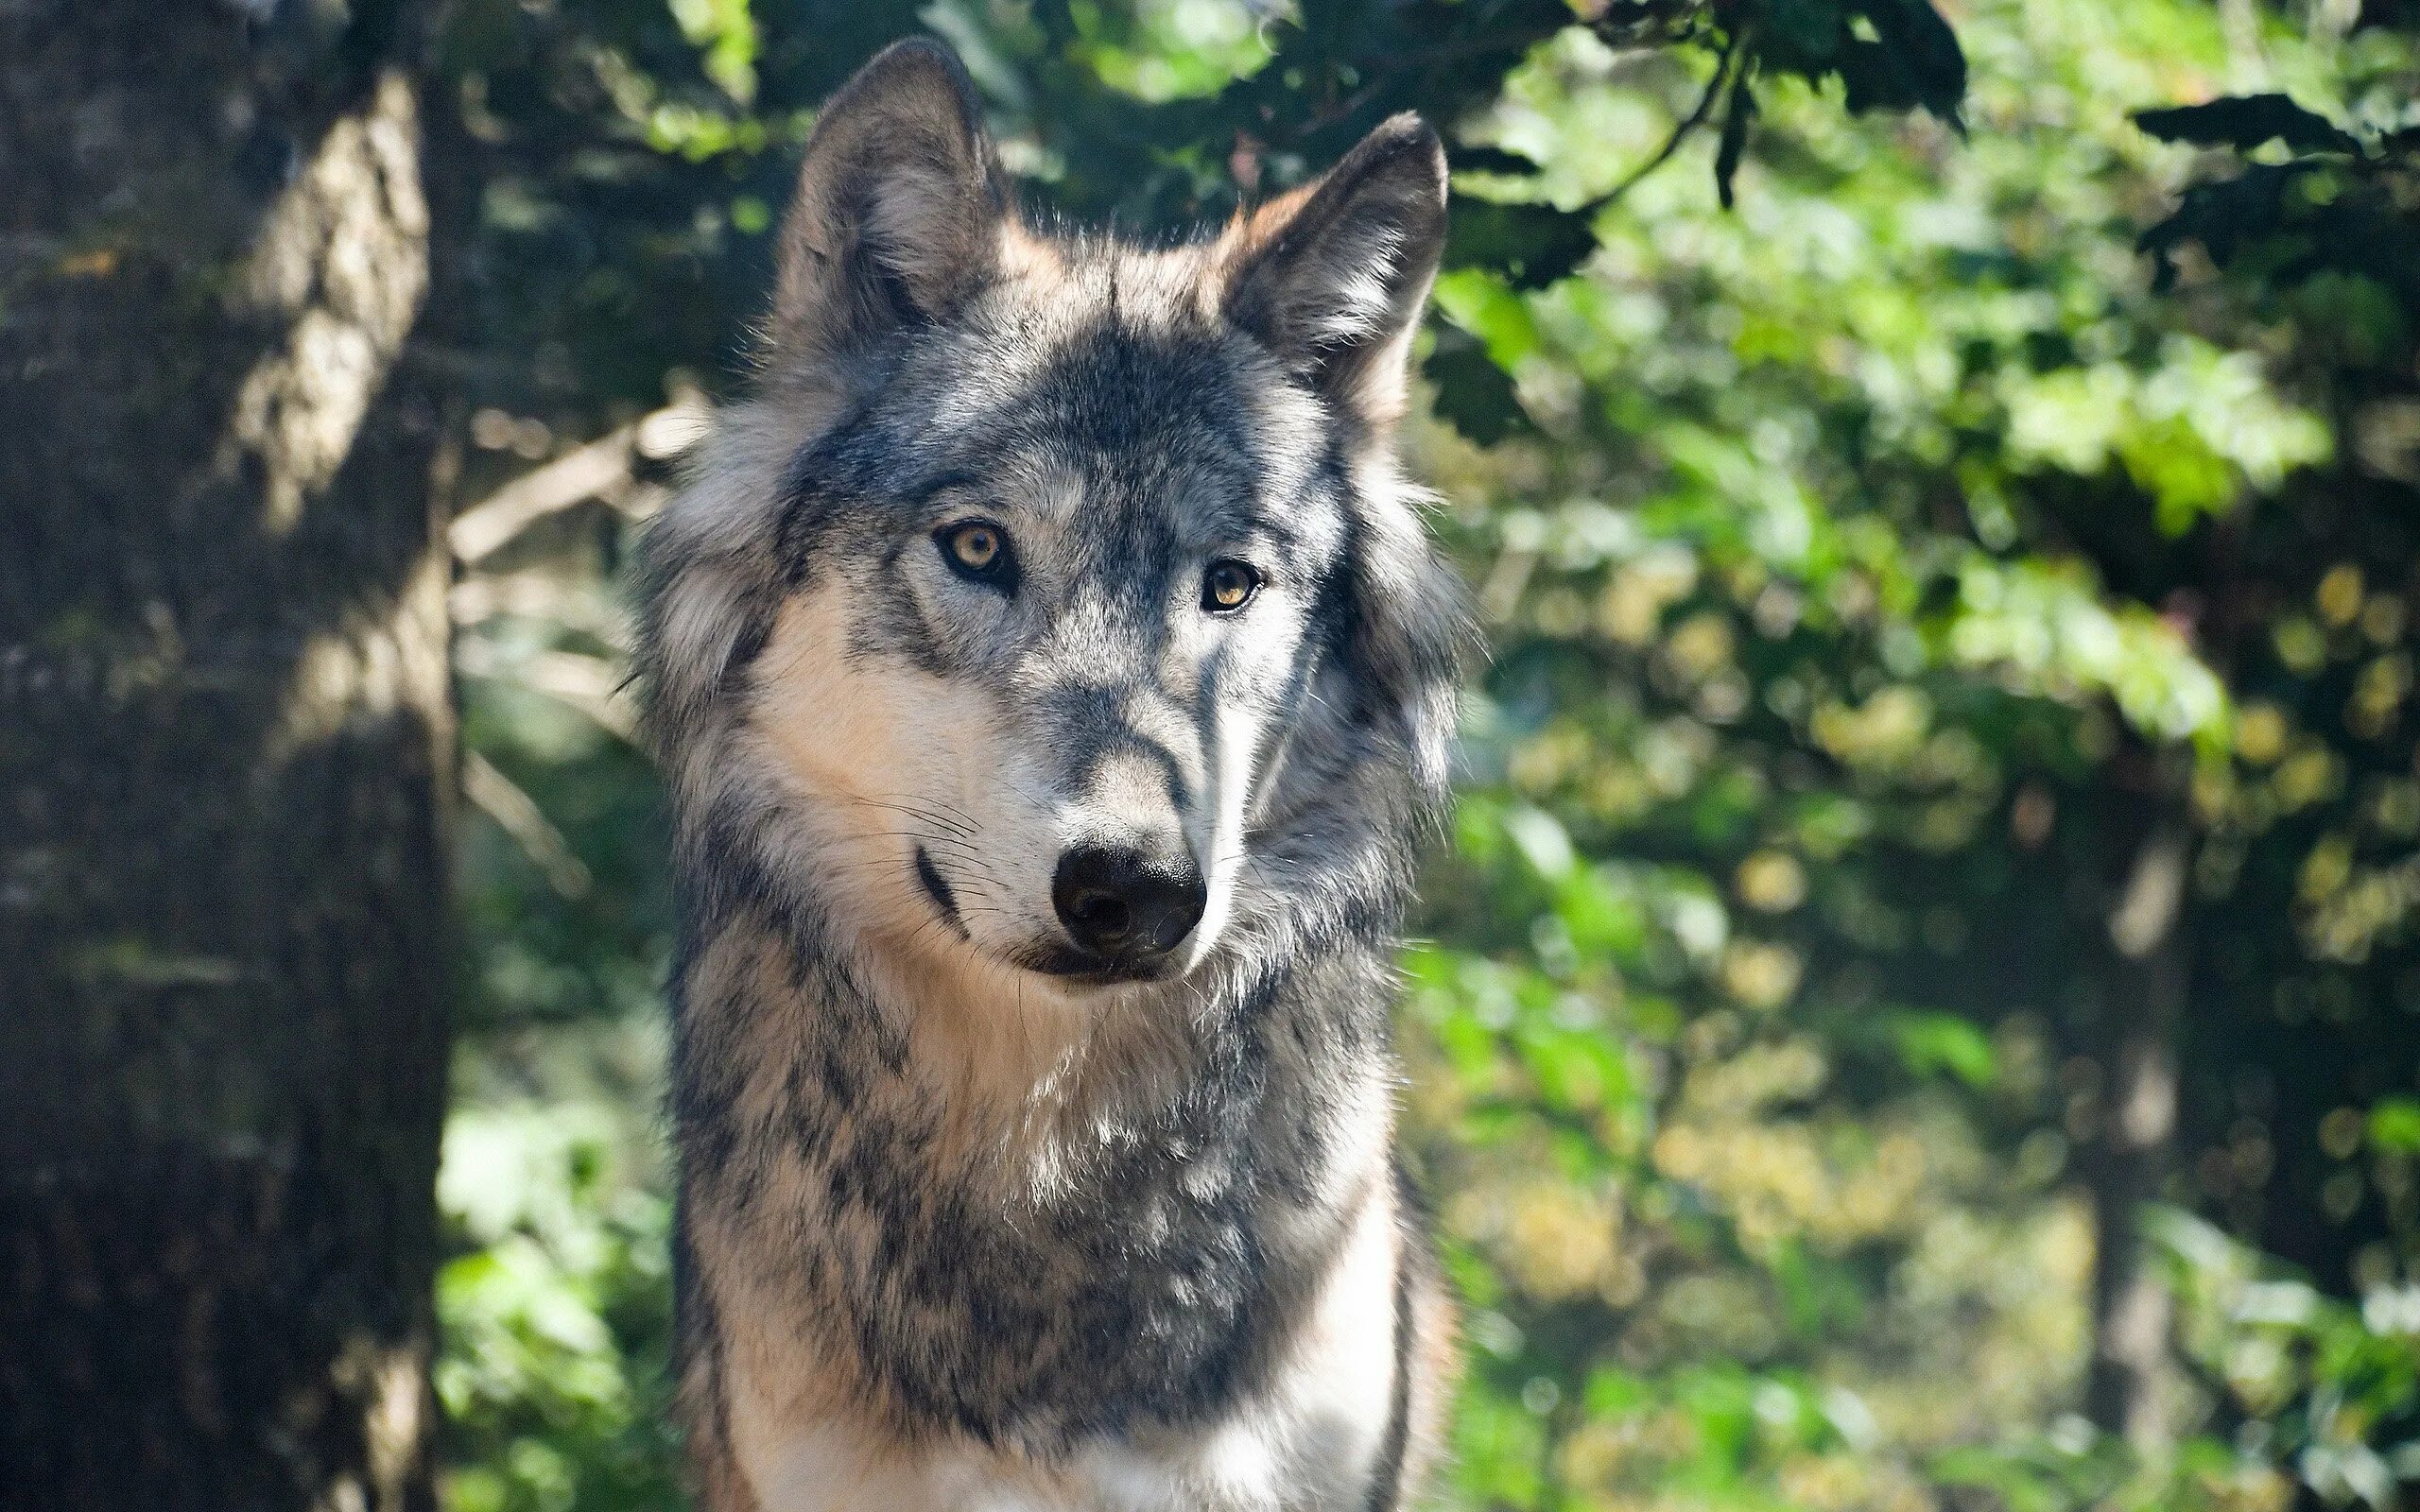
[636,38,1465,1512]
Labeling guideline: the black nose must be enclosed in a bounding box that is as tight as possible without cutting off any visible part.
[1050,845,1207,966]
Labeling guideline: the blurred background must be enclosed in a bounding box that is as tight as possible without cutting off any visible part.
[8,1,2420,1509]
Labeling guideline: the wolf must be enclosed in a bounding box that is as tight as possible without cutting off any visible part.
[635,37,1466,1512]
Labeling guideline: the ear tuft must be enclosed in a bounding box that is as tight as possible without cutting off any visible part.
[1223,114,1448,428]
[771,39,1005,366]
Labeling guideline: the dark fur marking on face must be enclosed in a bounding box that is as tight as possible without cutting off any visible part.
[913,846,968,939]
[718,609,775,696]
[1306,441,1369,709]
[773,435,866,587]
[964,327,1271,583]
[856,539,952,678]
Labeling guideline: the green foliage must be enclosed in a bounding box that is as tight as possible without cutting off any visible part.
[2150,1207,2420,1511]
[429,1,2420,1508]
[437,1101,680,1512]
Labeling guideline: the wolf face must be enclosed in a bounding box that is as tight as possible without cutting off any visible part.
[751,317,1342,986]
[645,40,1462,1001]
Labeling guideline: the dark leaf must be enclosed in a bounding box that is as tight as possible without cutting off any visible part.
[2134,94,2360,156]
[1749,0,1850,68]
[1450,145,1546,178]
[1443,199,1599,290]
[2145,180,2420,305]
[1835,38,1922,114]
[1858,0,1967,125]
[1424,323,1532,445]
[1748,0,1965,124]
[2137,163,2317,290]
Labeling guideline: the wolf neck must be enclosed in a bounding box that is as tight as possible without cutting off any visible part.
[674,839,1400,1448]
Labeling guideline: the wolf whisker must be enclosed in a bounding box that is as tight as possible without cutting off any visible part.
[854,797,978,839]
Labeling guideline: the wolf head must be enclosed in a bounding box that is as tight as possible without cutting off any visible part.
[641,40,1462,997]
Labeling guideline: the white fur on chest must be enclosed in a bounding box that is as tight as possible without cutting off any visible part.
[728,1185,1405,1512]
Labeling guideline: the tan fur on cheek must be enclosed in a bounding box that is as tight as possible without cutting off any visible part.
[745,589,944,947]
[751,589,916,807]
[747,585,1036,955]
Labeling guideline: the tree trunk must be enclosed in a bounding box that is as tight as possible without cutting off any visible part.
[0,4,449,1508]
[2083,807,2191,1451]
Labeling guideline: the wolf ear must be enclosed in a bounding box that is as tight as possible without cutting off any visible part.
[770,39,1005,364]
[1222,114,1448,429]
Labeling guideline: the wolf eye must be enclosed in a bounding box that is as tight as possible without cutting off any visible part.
[1201,560,1261,613]
[937,520,1012,586]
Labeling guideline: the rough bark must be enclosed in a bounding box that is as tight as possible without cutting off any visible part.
[0,4,449,1508]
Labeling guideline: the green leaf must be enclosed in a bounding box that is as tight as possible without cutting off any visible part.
[2372,1097,2420,1156]
[1884,1010,1997,1088]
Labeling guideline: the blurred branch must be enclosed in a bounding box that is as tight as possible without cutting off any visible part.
[462,750,595,900]
[1595,27,1745,210]
[448,400,702,565]
[456,641,640,743]
[451,569,631,649]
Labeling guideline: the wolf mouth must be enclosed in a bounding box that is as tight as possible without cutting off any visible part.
[1010,941,1174,986]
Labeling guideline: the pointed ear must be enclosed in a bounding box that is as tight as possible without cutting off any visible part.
[771,39,1005,363]
[1222,114,1448,429]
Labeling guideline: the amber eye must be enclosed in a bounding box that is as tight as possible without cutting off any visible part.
[945,522,1000,570]
[936,520,1012,586]
[1201,559,1261,613]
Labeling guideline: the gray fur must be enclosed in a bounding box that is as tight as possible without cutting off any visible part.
[638,38,1465,1512]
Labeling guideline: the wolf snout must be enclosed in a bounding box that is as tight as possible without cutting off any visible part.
[1050,844,1207,967]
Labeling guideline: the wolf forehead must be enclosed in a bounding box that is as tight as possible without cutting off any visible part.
[773,269,1353,570]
